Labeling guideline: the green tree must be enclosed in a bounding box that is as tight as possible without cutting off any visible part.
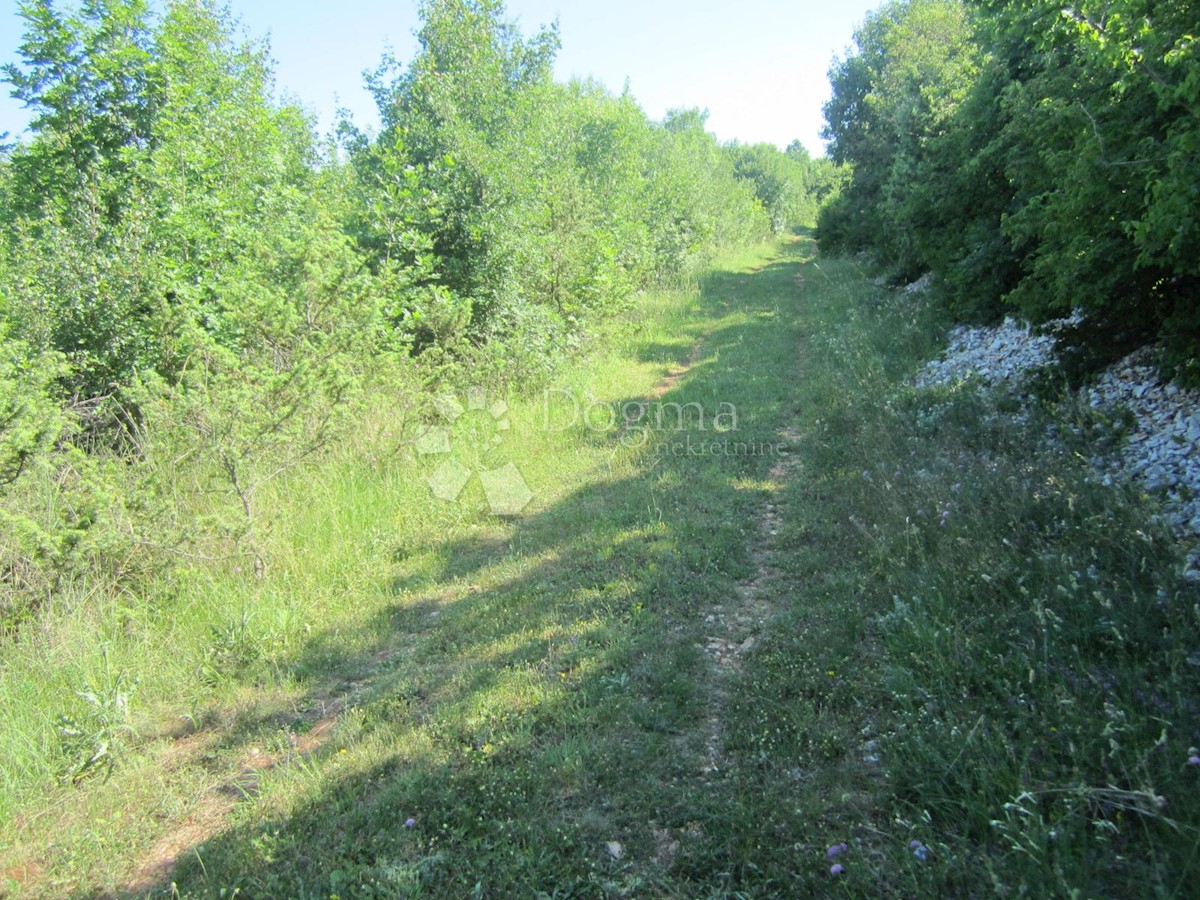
[727,142,814,233]
[820,0,980,277]
[823,0,1200,375]
[3,0,158,222]
[969,0,1200,374]
[358,0,560,325]
[347,0,768,364]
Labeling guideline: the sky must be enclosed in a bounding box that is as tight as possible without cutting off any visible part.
[0,0,881,156]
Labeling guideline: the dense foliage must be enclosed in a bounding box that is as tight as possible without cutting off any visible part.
[820,0,1200,380]
[0,0,819,633]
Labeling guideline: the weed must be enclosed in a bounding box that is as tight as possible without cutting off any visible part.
[55,647,138,783]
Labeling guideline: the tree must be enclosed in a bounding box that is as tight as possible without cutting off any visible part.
[820,0,981,276]
[727,142,814,233]
[347,0,769,360]
[970,0,1200,374]
[3,0,158,222]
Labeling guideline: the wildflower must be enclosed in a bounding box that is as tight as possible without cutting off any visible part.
[405,817,416,828]
[827,842,848,858]
[830,864,845,876]
[1188,756,1200,767]
[910,840,929,861]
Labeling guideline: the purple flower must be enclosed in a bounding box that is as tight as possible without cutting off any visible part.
[909,840,922,850]
[827,842,848,858]
[830,864,845,876]
[1188,756,1200,767]
[404,817,416,828]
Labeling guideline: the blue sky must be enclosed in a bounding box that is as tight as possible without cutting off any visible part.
[0,1,880,155]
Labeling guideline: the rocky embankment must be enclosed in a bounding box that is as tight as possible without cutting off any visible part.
[916,314,1200,579]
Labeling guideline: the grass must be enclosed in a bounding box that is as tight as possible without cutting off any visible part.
[2,231,1199,897]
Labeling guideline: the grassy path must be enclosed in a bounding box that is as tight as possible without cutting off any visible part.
[6,231,1200,897]
[147,234,841,897]
[2,234,828,896]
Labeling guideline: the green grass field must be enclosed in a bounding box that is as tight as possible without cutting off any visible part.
[3,232,1198,897]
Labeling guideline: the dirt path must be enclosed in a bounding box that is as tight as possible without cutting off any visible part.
[120,335,723,895]
[691,258,809,779]
[697,426,804,775]
[119,671,384,895]
[648,338,706,400]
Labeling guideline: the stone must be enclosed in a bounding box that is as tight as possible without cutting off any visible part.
[917,317,1200,567]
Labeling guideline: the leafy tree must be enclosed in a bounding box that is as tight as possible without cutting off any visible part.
[820,0,980,276]
[967,0,1200,374]
[648,109,768,268]
[3,0,158,222]
[820,1,906,254]
[822,0,1200,376]
[348,2,770,361]
[358,0,560,324]
[1,0,396,577]
[727,142,814,233]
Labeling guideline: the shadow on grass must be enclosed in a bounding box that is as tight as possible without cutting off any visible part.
[94,238,817,898]
[633,340,697,366]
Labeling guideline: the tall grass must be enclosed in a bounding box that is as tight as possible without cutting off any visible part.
[723,252,1200,895]
[0,248,757,894]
